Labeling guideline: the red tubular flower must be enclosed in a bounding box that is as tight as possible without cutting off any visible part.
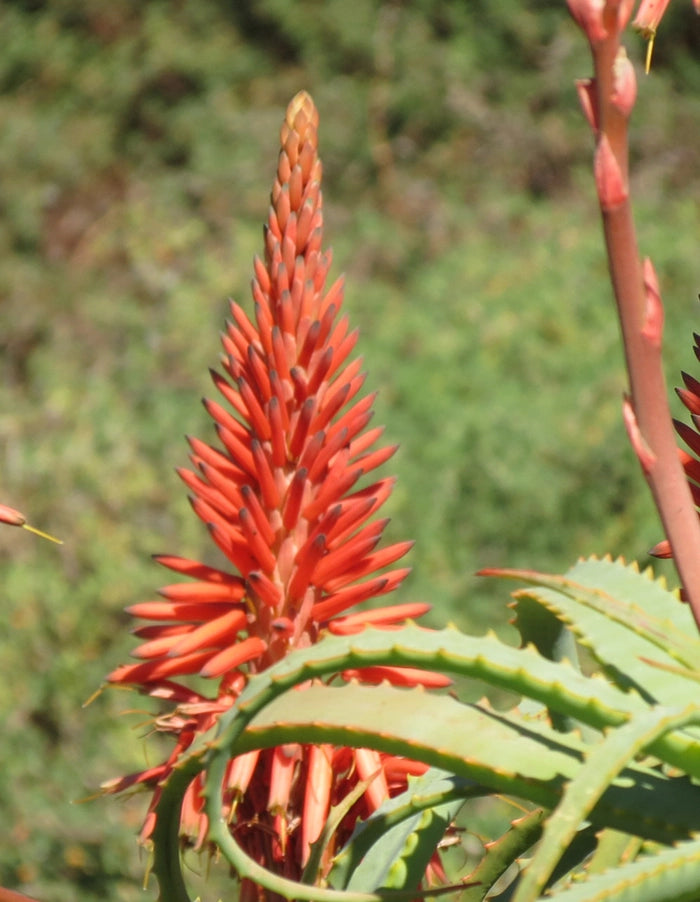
[633,0,673,36]
[0,503,26,526]
[106,91,444,890]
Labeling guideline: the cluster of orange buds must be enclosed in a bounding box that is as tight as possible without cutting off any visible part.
[104,91,449,896]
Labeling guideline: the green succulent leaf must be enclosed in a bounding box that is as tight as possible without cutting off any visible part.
[495,557,700,705]
[236,683,700,843]
[459,808,547,902]
[543,836,700,902]
[151,559,700,902]
[512,705,700,902]
[329,769,477,891]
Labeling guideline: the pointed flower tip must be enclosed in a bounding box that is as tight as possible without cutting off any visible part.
[0,503,62,543]
[286,90,318,129]
[283,91,319,147]
[648,538,671,558]
[0,503,26,527]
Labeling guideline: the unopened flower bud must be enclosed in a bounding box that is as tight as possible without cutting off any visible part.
[641,257,663,349]
[567,0,607,42]
[622,396,656,476]
[633,0,672,70]
[612,48,637,118]
[576,78,599,132]
[594,134,627,209]
[0,503,25,526]
[0,503,62,543]
[610,0,636,32]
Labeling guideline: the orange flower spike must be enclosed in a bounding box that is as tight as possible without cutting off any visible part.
[105,90,448,886]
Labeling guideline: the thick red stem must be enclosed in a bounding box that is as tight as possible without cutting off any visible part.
[591,32,700,628]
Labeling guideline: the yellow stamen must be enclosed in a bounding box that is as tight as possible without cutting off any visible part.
[645,30,656,74]
[21,522,63,544]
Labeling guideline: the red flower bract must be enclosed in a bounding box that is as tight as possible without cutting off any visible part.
[105,91,444,895]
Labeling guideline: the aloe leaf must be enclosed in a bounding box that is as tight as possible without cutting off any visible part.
[227,625,700,777]
[304,771,381,886]
[330,769,473,892]
[155,624,700,899]
[152,744,210,902]
[512,595,595,739]
[566,557,697,657]
[207,805,457,902]
[330,769,477,889]
[488,558,700,706]
[459,808,547,902]
[235,683,700,842]
[227,625,697,771]
[544,836,700,902]
[343,798,461,893]
[512,705,700,902]
[585,829,642,877]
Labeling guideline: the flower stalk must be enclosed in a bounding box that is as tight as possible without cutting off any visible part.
[568,0,700,628]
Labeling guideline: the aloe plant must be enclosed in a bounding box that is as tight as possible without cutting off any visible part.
[98,2,700,900]
[148,556,700,900]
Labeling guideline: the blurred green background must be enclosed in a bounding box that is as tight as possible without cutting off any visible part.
[2,0,700,898]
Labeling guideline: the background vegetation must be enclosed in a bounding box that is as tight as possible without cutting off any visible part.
[2,1,700,898]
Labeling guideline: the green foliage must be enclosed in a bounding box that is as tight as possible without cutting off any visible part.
[327,769,470,893]
[150,559,700,900]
